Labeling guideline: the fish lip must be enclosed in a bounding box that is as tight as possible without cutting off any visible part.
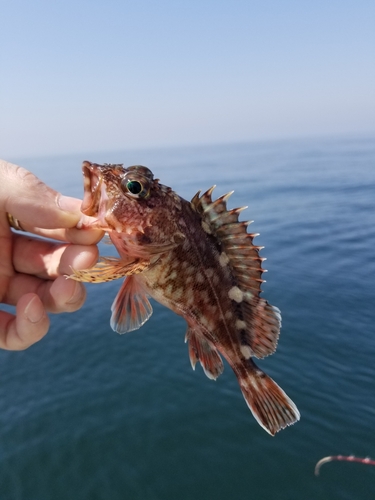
[81,161,102,216]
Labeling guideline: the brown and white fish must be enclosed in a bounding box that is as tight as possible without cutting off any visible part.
[71,161,300,435]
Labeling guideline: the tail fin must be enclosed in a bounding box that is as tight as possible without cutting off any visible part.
[237,362,300,435]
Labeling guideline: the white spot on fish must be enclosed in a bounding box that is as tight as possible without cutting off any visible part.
[206,268,214,278]
[207,303,219,315]
[240,345,253,359]
[219,252,230,267]
[228,286,244,303]
[173,287,184,300]
[196,273,205,284]
[199,315,215,330]
[200,290,209,303]
[186,292,196,307]
[201,220,212,234]
[244,291,254,301]
[169,270,177,280]
[235,320,247,330]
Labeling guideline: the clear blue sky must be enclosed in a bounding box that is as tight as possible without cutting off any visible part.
[1,0,374,158]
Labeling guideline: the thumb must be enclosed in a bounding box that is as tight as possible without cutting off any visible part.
[0,160,82,229]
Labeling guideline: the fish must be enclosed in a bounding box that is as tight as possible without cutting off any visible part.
[70,161,300,435]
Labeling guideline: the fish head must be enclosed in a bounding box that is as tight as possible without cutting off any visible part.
[80,161,184,253]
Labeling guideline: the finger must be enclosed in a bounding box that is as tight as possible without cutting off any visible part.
[0,160,82,229]
[4,273,88,314]
[12,235,99,279]
[29,227,104,245]
[48,276,87,313]
[15,218,104,245]
[0,212,12,272]
[0,293,49,350]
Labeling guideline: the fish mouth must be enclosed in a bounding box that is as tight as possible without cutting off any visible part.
[81,161,103,216]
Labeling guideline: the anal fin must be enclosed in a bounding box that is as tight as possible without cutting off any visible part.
[110,276,153,333]
[185,327,224,380]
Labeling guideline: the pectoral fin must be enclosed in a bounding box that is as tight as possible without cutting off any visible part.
[69,256,151,283]
[110,276,153,333]
[185,327,224,380]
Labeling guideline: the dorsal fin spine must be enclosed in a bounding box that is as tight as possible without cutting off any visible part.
[190,191,201,208]
[203,192,234,215]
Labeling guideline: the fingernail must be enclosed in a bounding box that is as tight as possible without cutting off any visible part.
[24,296,45,324]
[58,195,81,213]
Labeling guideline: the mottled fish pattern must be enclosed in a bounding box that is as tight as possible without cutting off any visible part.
[71,161,300,435]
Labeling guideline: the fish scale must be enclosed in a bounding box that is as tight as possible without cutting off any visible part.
[70,161,300,435]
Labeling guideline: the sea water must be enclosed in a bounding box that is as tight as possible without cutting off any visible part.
[0,136,374,500]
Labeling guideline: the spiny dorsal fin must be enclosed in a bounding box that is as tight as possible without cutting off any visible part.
[190,187,280,358]
[191,186,265,297]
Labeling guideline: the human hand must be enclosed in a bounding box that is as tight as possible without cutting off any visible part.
[0,159,104,350]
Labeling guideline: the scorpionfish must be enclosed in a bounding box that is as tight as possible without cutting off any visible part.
[71,161,300,435]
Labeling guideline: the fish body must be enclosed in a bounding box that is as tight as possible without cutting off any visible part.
[72,161,300,435]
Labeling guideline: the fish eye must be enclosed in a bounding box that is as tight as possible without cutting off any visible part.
[121,178,149,198]
[127,180,143,195]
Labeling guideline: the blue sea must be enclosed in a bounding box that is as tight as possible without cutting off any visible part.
[1,136,375,500]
